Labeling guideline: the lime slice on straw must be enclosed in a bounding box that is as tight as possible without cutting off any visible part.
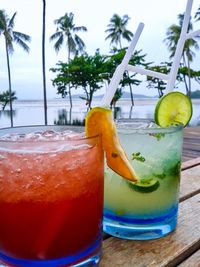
[154,92,193,127]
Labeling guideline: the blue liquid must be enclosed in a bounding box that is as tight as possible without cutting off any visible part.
[0,236,102,267]
[103,205,178,240]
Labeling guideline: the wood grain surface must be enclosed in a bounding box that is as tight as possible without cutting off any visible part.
[177,249,200,267]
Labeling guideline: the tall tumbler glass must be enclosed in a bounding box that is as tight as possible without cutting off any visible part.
[0,126,104,267]
[103,120,183,240]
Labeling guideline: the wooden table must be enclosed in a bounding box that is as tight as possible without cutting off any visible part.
[100,157,200,267]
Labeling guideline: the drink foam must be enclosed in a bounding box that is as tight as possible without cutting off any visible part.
[0,130,90,154]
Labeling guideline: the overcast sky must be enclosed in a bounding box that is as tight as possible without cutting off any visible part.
[0,0,200,100]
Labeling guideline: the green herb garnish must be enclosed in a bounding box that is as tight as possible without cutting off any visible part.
[132,152,145,162]
[149,133,165,141]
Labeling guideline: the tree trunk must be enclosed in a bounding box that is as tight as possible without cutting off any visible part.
[88,89,93,109]
[183,54,189,96]
[119,38,122,50]
[68,87,73,109]
[129,82,134,106]
[187,57,191,97]
[42,0,48,125]
[5,39,13,127]
[68,49,73,108]
[69,107,72,125]
[129,106,133,119]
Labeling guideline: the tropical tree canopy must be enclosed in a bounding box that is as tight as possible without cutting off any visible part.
[51,51,106,109]
[0,10,31,54]
[105,14,133,49]
[164,14,199,61]
[0,90,17,110]
[164,13,200,96]
[50,12,87,60]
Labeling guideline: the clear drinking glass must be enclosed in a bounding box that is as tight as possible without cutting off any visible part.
[103,120,183,240]
[0,126,104,267]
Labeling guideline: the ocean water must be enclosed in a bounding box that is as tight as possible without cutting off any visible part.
[0,98,199,128]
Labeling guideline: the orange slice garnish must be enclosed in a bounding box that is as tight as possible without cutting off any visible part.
[85,107,138,182]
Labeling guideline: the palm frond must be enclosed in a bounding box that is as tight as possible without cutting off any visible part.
[74,34,85,52]
[194,6,200,21]
[0,10,7,30]
[73,26,87,32]
[8,12,17,29]
[13,31,31,42]
[13,36,30,53]
[49,31,62,42]
[54,34,64,53]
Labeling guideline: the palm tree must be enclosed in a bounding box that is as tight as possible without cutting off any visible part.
[0,90,17,110]
[194,6,200,21]
[0,10,31,127]
[105,14,133,49]
[105,14,134,106]
[50,12,87,108]
[42,0,47,125]
[164,13,200,96]
[50,12,87,61]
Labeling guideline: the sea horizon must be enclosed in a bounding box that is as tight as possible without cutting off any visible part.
[0,98,200,129]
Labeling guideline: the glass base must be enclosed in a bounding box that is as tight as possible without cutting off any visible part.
[103,211,178,240]
[0,238,102,267]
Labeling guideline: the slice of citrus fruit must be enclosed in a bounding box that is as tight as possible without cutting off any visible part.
[128,178,160,193]
[154,92,193,127]
[85,107,138,182]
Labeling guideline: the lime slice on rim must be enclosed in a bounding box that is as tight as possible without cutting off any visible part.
[154,92,193,127]
[128,178,160,193]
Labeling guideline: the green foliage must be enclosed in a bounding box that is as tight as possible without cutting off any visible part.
[51,48,148,108]
[51,51,106,108]
[147,63,171,98]
[0,90,17,110]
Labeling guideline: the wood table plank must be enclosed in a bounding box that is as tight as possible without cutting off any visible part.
[181,157,200,170]
[177,249,200,267]
[180,165,200,201]
[100,194,200,267]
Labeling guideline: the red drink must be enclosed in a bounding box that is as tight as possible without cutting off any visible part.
[0,127,104,267]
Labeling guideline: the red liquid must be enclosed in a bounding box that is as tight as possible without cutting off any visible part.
[0,138,104,262]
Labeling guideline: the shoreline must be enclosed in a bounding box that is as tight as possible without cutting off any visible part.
[12,98,200,108]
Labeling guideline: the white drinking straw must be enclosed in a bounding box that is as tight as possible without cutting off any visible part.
[165,0,194,93]
[101,22,144,106]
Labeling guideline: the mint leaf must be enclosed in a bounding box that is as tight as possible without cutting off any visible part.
[132,152,145,162]
[149,133,165,141]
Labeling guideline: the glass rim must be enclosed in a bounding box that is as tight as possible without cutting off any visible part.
[0,125,100,143]
[115,119,184,134]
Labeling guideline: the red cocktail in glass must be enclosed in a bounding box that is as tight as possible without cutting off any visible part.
[0,126,104,267]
